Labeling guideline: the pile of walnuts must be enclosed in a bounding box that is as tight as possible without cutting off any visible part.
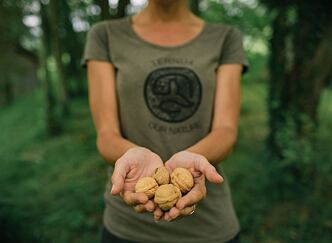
[134,167,194,211]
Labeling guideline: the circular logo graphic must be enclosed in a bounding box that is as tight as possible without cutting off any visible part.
[144,67,202,123]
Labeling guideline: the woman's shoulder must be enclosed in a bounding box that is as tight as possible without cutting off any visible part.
[207,22,240,35]
[205,22,244,42]
[89,17,129,34]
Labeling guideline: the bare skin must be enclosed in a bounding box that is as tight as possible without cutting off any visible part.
[131,0,205,47]
[87,0,243,221]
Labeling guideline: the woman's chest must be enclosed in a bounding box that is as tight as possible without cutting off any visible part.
[114,47,219,97]
[131,23,204,47]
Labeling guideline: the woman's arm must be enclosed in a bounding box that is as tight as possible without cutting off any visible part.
[186,64,242,164]
[88,60,164,212]
[161,64,242,221]
[87,60,138,165]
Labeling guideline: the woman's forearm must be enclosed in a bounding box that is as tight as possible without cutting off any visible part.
[186,126,237,165]
[97,126,237,165]
[97,132,138,165]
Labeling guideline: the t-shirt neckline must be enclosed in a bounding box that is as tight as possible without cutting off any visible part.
[126,15,208,50]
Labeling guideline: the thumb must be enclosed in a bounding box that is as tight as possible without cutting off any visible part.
[196,157,223,184]
[111,159,128,195]
[164,160,176,172]
[204,165,223,184]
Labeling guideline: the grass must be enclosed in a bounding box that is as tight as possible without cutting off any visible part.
[0,84,331,243]
[0,92,106,243]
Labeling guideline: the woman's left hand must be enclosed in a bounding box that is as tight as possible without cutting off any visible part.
[154,151,223,221]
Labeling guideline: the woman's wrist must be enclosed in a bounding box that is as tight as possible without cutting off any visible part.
[127,146,150,153]
[184,127,237,165]
[97,132,137,164]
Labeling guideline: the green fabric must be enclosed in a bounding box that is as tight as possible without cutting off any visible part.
[83,16,248,243]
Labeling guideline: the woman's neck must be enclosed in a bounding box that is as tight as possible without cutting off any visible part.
[136,0,193,24]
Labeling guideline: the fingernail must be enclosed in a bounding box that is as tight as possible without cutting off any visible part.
[111,185,114,193]
[218,174,223,182]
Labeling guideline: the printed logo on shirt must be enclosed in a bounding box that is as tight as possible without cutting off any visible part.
[144,67,202,123]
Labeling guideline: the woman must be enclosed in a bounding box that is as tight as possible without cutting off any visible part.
[83,0,248,242]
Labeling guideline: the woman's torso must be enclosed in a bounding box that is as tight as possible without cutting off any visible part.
[85,16,243,242]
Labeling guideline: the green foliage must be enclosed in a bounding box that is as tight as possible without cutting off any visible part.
[225,83,332,242]
[201,0,272,85]
[202,0,273,40]
[264,0,332,193]
[268,110,316,191]
[0,0,26,44]
[0,91,106,242]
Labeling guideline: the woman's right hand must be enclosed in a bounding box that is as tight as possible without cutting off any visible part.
[111,147,163,213]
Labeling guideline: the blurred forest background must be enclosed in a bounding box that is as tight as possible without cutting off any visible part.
[0,0,331,242]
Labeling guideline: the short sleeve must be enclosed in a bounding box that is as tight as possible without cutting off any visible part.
[219,27,249,74]
[81,22,112,67]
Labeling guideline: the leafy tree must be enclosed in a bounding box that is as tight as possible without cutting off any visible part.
[190,0,200,16]
[48,0,70,116]
[117,0,130,18]
[94,0,129,19]
[262,0,332,191]
[39,0,62,135]
[95,0,111,20]
[62,0,85,96]
[0,0,31,105]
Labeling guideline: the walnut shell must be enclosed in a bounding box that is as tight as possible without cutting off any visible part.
[134,177,158,199]
[171,168,194,193]
[153,167,170,185]
[154,184,182,211]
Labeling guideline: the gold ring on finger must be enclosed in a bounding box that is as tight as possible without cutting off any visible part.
[189,204,196,215]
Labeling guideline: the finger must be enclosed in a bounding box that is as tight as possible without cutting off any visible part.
[111,159,129,195]
[179,205,196,216]
[164,161,176,172]
[205,165,223,184]
[134,200,155,213]
[122,191,148,206]
[143,200,155,212]
[176,185,206,210]
[164,205,196,221]
[153,207,164,221]
[165,205,196,221]
[163,211,171,221]
[134,204,146,213]
[195,157,223,184]
[167,207,181,221]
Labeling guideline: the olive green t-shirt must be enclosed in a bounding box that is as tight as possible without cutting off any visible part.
[83,16,248,243]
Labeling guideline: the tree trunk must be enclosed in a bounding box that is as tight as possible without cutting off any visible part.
[266,2,332,188]
[39,0,62,135]
[117,0,130,18]
[49,0,69,117]
[62,0,85,96]
[292,3,332,129]
[267,7,289,158]
[3,74,14,105]
[190,0,200,16]
[96,0,111,20]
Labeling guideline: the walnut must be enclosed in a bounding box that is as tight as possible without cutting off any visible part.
[134,177,158,199]
[154,184,182,211]
[170,168,194,194]
[153,167,170,185]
